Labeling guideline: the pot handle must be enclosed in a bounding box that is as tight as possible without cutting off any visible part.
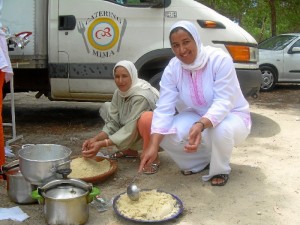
[1,160,19,172]
[50,160,71,173]
[31,190,45,205]
[88,187,100,203]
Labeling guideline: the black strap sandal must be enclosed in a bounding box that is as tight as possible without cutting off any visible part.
[211,174,229,186]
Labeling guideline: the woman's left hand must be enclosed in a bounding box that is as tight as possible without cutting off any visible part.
[184,123,202,152]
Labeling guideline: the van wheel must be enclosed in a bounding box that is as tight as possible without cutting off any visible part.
[149,72,163,91]
[260,65,277,92]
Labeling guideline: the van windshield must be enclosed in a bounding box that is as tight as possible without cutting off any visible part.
[258,35,297,51]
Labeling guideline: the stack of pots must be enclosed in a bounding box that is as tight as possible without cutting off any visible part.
[17,144,100,225]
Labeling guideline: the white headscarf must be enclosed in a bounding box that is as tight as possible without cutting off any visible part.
[113,60,159,98]
[170,21,219,71]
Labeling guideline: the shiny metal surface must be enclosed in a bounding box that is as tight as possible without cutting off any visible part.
[127,183,140,201]
[6,168,37,204]
[18,144,72,185]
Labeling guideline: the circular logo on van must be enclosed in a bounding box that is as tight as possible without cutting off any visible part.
[87,18,120,51]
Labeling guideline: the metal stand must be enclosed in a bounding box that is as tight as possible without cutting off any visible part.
[3,75,23,146]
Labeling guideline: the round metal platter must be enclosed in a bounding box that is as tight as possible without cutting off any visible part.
[113,189,184,223]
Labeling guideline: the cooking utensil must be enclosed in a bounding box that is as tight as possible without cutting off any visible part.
[113,189,184,223]
[1,160,37,204]
[18,144,72,185]
[32,178,100,225]
[127,172,141,201]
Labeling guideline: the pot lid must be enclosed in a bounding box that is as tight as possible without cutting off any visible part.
[39,178,92,197]
[43,185,87,199]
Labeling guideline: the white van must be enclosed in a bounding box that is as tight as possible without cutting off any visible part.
[2,0,261,101]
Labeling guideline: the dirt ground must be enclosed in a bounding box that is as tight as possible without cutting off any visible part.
[0,84,300,225]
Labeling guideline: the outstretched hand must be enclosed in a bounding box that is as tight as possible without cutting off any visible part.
[184,123,202,152]
[139,145,158,173]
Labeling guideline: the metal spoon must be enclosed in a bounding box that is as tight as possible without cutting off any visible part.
[127,173,141,201]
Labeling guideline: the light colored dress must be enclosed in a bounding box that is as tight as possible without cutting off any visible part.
[151,41,251,181]
[100,60,159,151]
[101,89,157,150]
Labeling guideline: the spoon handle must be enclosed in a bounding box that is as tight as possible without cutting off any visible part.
[131,172,141,184]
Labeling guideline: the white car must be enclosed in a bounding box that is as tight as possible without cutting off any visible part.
[258,33,300,91]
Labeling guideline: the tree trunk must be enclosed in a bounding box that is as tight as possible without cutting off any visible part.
[259,16,267,42]
[268,0,276,36]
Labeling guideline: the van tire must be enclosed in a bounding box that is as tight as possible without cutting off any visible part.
[260,65,277,92]
[149,71,163,91]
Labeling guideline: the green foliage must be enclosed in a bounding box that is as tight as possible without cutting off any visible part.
[197,0,300,43]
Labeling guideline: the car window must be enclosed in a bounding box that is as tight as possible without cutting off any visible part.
[292,39,300,48]
[108,0,155,6]
[258,35,298,51]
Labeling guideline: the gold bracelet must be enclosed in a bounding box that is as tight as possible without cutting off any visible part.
[105,139,109,147]
[193,121,205,132]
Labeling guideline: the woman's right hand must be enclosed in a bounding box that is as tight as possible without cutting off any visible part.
[139,134,163,172]
[82,139,102,158]
[139,145,158,173]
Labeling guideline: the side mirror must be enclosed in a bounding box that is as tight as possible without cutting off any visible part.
[291,46,300,53]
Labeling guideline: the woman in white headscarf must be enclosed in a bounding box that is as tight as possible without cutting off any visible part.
[139,21,251,185]
[82,60,160,174]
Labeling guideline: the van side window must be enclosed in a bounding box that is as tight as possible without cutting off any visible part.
[108,0,154,7]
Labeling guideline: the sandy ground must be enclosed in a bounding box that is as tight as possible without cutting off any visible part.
[0,84,300,225]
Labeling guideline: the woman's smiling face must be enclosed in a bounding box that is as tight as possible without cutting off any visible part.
[114,66,132,92]
[170,28,197,64]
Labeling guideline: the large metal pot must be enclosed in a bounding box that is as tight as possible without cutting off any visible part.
[18,144,72,185]
[0,160,37,204]
[32,179,100,225]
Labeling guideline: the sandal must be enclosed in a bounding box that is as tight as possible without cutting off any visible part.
[142,161,160,175]
[181,163,210,176]
[211,174,229,186]
[109,149,138,159]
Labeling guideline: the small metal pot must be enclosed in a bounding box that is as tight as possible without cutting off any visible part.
[32,178,100,225]
[18,144,72,185]
[1,160,37,204]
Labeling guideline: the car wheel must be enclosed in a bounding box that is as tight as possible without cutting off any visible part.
[260,65,277,91]
[149,71,163,91]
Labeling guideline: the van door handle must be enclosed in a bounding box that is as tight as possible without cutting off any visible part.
[59,15,76,30]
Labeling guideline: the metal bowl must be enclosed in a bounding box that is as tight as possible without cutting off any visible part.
[18,144,72,185]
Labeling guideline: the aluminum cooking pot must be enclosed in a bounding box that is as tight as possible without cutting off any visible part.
[32,178,100,225]
[0,160,37,204]
[18,144,72,185]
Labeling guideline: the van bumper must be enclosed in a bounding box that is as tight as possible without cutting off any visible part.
[236,69,262,98]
